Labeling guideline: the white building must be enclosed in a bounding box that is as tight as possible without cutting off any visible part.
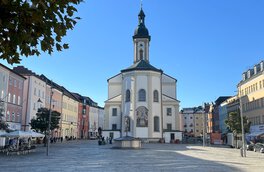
[13,66,46,131]
[180,108,195,135]
[104,7,180,142]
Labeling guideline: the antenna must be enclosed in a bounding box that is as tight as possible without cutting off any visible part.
[140,0,143,9]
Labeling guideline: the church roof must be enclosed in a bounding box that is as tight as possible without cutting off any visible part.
[121,60,163,73]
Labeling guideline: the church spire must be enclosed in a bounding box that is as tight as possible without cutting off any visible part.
[133,3,151,64]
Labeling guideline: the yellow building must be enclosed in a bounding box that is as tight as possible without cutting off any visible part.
[194,111,204,137]
[238,61,264,127]
[61,88,78,139]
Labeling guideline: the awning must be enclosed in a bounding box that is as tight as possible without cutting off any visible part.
[247,131,264,137]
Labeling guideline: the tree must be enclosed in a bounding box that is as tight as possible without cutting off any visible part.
[0,100,8,131]
[0,0,82,64]
[225,111,251,148]
[30,107,61,133]
[225,111,251,134]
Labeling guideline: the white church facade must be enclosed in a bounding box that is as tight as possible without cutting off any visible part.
[103,7,181,142]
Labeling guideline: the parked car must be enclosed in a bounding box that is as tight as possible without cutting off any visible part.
[246,141,255,151]
[253,143,264,153]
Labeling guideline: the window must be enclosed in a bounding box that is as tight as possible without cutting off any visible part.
[153,90,159,102]
[154,116,160,132]
[38,89,40,97]
[139,49,143,60]
[196,130,199,133]
[34,88,36,95]
[112,124,117,130]
[1,90,4,99]
[6,111,10,121]
[8,93,11,102]
[18,82,22,89]
[138,89,146,101]
[167,108,172,116]
[13,94,16,104]
[125,89,130,102]
[17,113,21,122]
[18,96,21,105]
[112,108,117,116]
[12,112,15,121]
[167,123,172,131]
[33,103,36,110]
[14,80,17,87]
[9,78,12,85]
[190,117,192,119]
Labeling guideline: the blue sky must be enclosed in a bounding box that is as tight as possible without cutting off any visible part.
[1,0,264,108]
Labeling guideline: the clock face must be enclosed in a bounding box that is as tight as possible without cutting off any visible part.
[138,42,144,48]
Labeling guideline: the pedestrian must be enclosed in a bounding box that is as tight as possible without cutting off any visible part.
[61,137,63,143]
[109,137,112,144]
[106,137,109,144]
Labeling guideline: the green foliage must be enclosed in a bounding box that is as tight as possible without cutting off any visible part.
[0,101,8,131]
[30,107,61,133]
[225,111,251,134]
[0,0,82,64]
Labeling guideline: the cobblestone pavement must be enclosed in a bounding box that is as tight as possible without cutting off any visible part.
[0,140,264,172]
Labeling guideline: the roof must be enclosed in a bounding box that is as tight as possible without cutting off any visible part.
[0,64,26,80]
[72,92,99,107]
[133,7,151,40]
[215,96,231,105]
[121,60,162,73]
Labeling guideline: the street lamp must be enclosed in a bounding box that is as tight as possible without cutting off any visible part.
[47,82,53,156]
[203,109,206,147]
[238,89,246,157]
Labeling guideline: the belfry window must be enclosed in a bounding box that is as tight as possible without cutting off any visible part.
[139,49,143,60]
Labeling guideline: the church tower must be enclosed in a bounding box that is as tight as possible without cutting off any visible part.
[133,7,151,63]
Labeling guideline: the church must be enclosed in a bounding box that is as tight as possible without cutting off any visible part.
[103,7,181,142]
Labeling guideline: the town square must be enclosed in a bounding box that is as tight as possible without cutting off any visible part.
[0,140,264,172]
[1,0,264,172]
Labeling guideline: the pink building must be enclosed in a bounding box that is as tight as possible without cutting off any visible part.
[0,64,26,130]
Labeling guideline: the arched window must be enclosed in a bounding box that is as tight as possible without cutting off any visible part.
[125,89,130,102]
[154,116,160,132]
[153,90,159,102]
[139,49,143,60]
[138,89,146,102]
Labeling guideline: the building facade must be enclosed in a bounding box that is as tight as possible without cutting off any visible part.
[13,66,46,131]
[104,7,180,140]
[238,61,264,129]
[181,107,205,137]
[181,108,194,136]
[0,64,26,131]
[0,65,9,126]
[61,88,78,139]
[72,93,90,139]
